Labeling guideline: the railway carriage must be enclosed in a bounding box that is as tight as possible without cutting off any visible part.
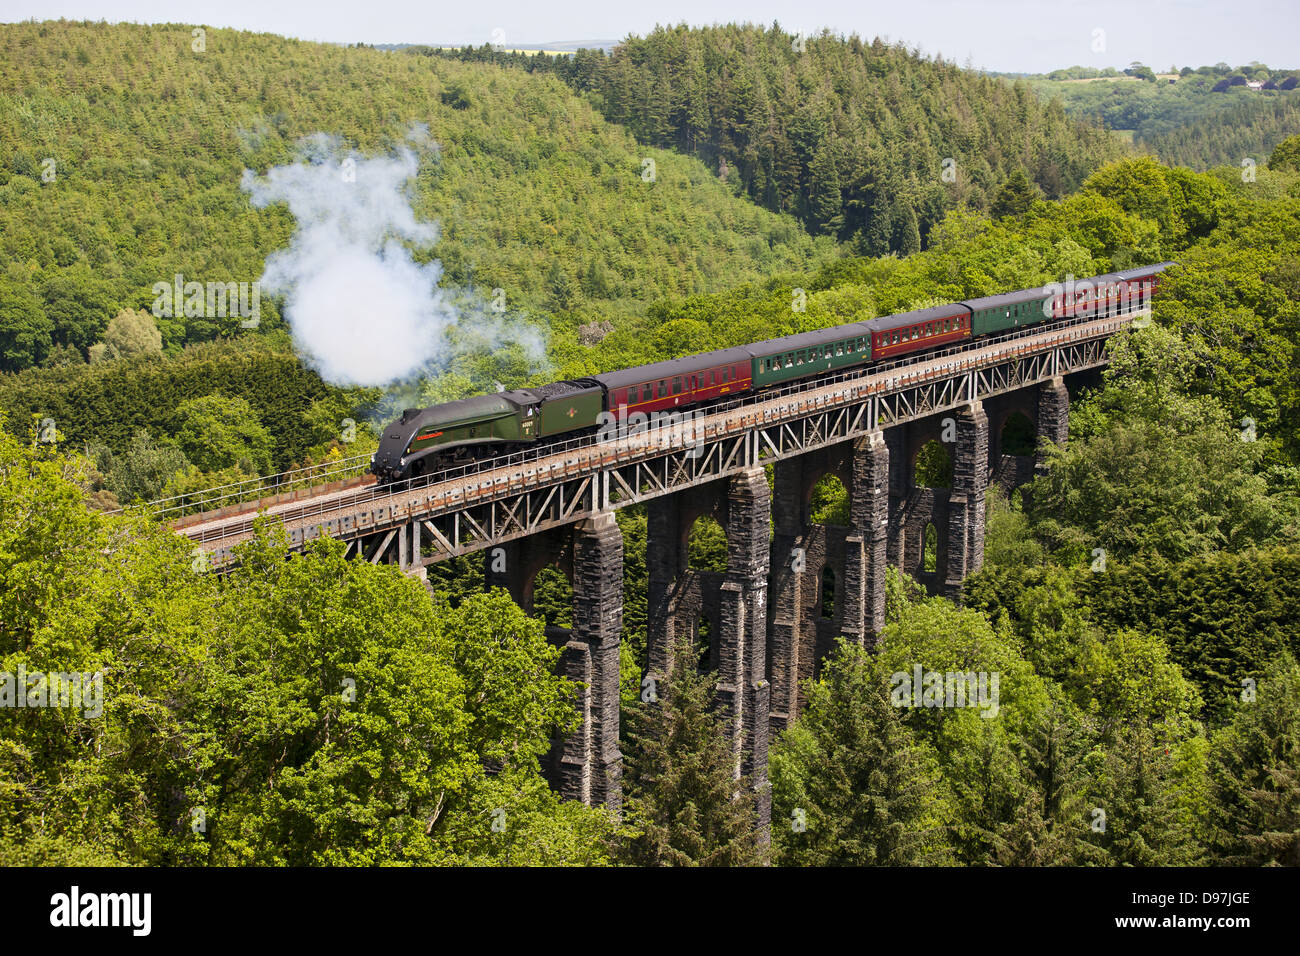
[964,287,1053,337]
[594,347,752,418]
[744,323,874,388]
[1052,262,1171,319]
[867,304,971,361]
[1113,263,1170,311]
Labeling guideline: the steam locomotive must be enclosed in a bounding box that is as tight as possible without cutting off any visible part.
[371,263,1172,483]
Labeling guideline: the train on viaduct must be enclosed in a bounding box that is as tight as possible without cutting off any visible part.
[175,265,1168,837]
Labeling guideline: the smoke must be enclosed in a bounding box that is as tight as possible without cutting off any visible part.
[241,133,541,388]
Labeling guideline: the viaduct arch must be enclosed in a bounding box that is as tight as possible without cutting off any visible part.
[468,374,1074,837]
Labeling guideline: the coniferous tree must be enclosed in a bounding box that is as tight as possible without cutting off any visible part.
[999,695,1093,865]
[620,639,766,866]
[807,144,844,236]
[899,206,922,256]
[1207,655,1300,865]
[991,170,1042,218]
[770,639,951,865]
[1081,724,1203,865]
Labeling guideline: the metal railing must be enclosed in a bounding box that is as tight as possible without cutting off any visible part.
[120,451,375,521]
[174,305,1145,542]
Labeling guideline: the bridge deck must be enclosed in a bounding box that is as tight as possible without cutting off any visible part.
[177,309,1141,564]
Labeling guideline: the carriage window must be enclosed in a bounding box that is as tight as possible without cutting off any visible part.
[659,380,667,396]
[724,367,731,382]
[836,344,843,355]
[672,377,682,394]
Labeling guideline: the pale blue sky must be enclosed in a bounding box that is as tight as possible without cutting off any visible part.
[2,0,1294,73]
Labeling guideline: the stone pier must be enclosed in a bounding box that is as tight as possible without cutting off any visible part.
[944,401,989,602]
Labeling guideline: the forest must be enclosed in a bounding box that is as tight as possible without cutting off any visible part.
[427,24,1128,250]
[1003,61,1300,170]
[1,20,1299,867]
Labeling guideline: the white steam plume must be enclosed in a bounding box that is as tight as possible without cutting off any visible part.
[241,134,531,388]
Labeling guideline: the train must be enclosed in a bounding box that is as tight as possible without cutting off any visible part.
[371,262,1173,483]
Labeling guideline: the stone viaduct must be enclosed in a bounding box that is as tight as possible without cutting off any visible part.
[475,374,1075,829]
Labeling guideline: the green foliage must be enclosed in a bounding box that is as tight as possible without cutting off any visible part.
[0,264,53,372]
[1269,134,1300,173]
[771,639,951,865]
[873,585,1211,864]
[0,339,376,471]
[808,473,849,526]
[1013,65,1300,170]
[1207,655,1300,865]
[452,24,1126,250]
[991,170,1043,218]
[173,393,273,475]
[686,516,728,573]
[88,428,190,504]
[98,307,163,360]
[1077,549,1300,722]
[983,488,1045,571]
[621,639,766,865]
[913,440,952,488]
[1028,324,1300,565]
[530,566,574,629]
[1145,95,1300,171]
[0,427,613,865]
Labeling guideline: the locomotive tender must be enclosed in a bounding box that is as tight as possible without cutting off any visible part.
[371,263,1172,482]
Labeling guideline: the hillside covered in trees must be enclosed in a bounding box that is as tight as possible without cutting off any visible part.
[1145,95,1300,170]
[430,23,1128,251]
[0,19,832,379]
[1010,63,1300,170]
